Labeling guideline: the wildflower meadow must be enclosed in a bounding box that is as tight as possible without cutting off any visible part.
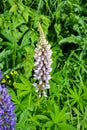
[0,0,87,130]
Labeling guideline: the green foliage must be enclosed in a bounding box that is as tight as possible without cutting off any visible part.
[22,46,34,78]
[66,86,87,111]
[0,0,87,130]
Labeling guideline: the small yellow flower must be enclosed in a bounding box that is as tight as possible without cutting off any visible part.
[6,75,10,79]
[13,71,18,75]
[10,72,14,75]
[9,80,11,83]
[2,79,6,83]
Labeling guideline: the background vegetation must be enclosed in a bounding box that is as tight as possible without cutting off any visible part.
[0,0,87,130]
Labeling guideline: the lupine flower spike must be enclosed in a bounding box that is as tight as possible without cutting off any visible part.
[33,23,52,97]
[0,70,16,130]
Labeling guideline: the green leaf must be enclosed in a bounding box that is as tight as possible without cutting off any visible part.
[23,10,29,22]
[59,35,81,45]
[9,4,18,12]
[1,31,16,43]
[54,23,61,35]
[19,109,29,124]
[60,123,76,130]
[20,76,31,86]
[19,25,29,33]
[52,71,63,83]
[15,83,30,90]
[49,80,58,96]
[0,50,11,62]
[8,88,19,104]
[36,115,50,120]
[17,91,29,97]
[44,121,53,127]
[20,31,30,47]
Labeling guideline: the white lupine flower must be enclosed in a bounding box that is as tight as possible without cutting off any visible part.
[39,80,43,85]
[35,88,39,92]
[34,62,39,66]
[33,23,52,97]
[42,91,47,97]
[46,75,51,80]
[45,84,50,89]
[42,67,46,72]
[34,69,39,73]
[33,83,37,87]
[48,68,52,72]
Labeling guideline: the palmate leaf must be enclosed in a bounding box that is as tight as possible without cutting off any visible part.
[67,87,78,98]
[20,94,33,110]
[1,31,16,43]
[0,42,12,48]
[17,110,36,129]
[49,103,69,124]
[66,86,87,111]
[55,109,69,124]
[14,76,33,98]
[19,76,32,86]
[0,50,11,62]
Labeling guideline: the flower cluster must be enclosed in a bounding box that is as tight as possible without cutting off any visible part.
[33,24,52,97]
[1,70,18,84]
[0,70,16,130]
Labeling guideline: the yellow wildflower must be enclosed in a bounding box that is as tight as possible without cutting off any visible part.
[13,71,18,75]
[9,80,11,83]
[10,72,14,75]
[2,79,6,83]
[6,75,10,79]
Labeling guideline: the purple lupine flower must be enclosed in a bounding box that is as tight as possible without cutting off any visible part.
[0,70,16,130]
[33,23,52,97]
[0,70,3,80]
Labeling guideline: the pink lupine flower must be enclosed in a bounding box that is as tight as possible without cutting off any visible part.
[33,23,52,97]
